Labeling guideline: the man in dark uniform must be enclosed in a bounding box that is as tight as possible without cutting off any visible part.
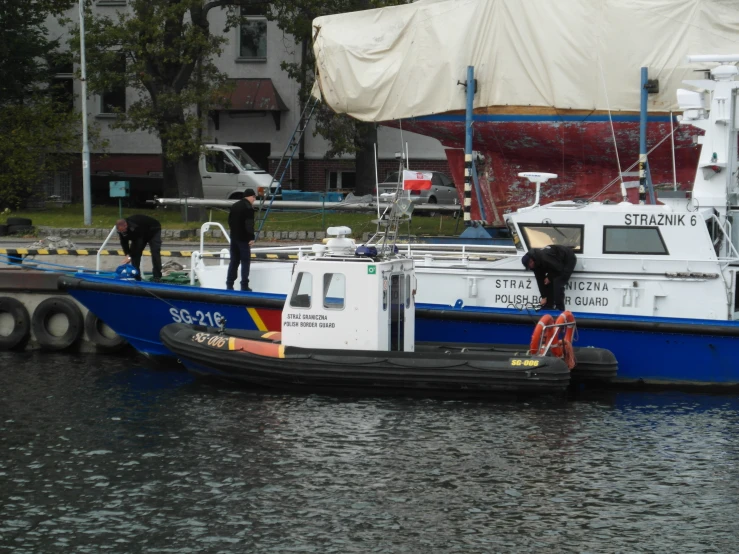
[227,188,257,291]
[116,214,162,282]
[522,244,577,310]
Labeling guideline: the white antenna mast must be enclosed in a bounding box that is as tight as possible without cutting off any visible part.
[597,56,626,200]
[374,143,380,219]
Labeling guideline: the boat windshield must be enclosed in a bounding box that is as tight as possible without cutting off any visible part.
[519,224,583,253]
[228,148,262,171]
[507,221,523,251]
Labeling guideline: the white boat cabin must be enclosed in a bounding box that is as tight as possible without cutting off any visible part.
[412,58,739,321]
[281,228,416,352]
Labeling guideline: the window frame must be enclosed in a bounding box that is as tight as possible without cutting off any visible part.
[327,170,356,190]
[322,273,346,310]
[238,6,268,62]
[289,272,313,309]
[518,223,584,253]
[99,53,126,116]
[435,173,454,188]
[50,56,74,113]
[602,225,669,255]
[204,151,239,174]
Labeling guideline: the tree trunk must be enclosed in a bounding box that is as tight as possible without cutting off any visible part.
[354,122,378,196]
[162,155,178,198]
[173,154,205,222]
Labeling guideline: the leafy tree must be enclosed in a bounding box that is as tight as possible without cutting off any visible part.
[72,0,260,203]
[268,0,407,195]
[0,0,82,210]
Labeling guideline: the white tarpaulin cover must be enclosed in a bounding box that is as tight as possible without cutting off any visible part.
[312,0,739,122]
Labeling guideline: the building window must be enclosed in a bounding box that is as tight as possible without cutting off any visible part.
[323,273,345,310]
[100,53,126,115]
[327,171,356,190]
[49,53,74,112]
[96,0,127,5]
[44,172,72,203]
[239,6,267,60]
[518,223,584,253]
[603,226,668,255]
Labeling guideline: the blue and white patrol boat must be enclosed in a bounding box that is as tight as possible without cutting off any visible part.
[60,54,739,387]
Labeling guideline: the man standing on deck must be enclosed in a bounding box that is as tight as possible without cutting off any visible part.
[116,214,162,282]
[522,245,577,311]
[226,188,257,291]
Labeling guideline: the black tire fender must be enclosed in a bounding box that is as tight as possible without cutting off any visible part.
[31,297,84,351]
[7,225,35,236]
[84,310,127,351]
[0,297,31,350]
[6,217,32,226]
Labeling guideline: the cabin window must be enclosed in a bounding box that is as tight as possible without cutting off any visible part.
[603,226,668,255]
[405,275,411,307]
[323,273,345,310]
[290,272,312,308]
[519,224,583,253]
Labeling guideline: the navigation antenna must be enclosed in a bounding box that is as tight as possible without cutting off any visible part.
[365,155,413,257]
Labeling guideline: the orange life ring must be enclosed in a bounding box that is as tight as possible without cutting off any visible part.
[550,310,576,357]
[529,314,556,355]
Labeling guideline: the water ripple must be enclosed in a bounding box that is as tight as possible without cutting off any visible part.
[1,353,738,553]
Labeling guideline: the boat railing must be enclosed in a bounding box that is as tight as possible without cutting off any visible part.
[191,234,518,267]
[532,318,576,358]
[199,221,230,253]
[710,214,739,263]
[96,225,119,274]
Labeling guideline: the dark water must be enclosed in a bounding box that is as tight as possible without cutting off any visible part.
[2,353,739,553]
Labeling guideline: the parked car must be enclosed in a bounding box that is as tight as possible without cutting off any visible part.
[377,171,459,215]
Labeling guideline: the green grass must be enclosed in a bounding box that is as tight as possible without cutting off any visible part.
[1,204,465,238]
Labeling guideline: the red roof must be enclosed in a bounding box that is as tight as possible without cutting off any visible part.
[223,78,288,112]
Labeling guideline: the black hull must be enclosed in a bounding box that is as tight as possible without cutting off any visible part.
[437,343,619,382]
[161,324,572,396]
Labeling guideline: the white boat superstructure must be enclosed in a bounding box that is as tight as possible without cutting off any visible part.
[416,56,739,319]
[191,55,739,321]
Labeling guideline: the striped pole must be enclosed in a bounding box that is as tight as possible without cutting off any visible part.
[464,66,474,223]
[639,67,656,204]
[464,153,473,222]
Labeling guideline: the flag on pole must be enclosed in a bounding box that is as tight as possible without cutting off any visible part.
[402,170,433,190]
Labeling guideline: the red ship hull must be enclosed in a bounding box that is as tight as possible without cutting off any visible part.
[395,113,701,223]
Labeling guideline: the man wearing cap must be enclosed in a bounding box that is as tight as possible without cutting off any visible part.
[116,214,162,282]
[226,189,257,291]
[521,245,577,310]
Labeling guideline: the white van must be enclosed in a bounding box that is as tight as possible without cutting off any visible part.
[199,144,280,200]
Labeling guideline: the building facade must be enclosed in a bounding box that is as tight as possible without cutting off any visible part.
[48,1,449,204]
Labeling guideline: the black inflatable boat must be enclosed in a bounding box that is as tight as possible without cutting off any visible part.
[162,324,589,397]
